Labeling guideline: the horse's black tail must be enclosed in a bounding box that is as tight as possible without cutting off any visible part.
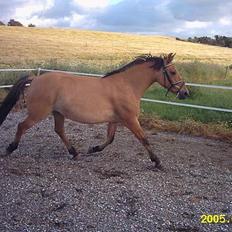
[0,75,32,126]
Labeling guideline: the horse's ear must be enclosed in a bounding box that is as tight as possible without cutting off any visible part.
[167,53,176,63]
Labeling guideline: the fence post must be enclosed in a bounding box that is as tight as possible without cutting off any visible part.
[37,67,41,76]
[224,66,229,79]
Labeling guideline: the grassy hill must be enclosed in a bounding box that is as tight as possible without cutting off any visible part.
[0,26,232,69]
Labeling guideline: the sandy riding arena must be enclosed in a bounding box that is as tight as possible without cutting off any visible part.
[0,111,231,232]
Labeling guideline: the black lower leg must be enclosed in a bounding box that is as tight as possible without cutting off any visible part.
[150,154,161,166]
[88,123,116,154]
[68,146,78,158]
[6,142,19,154]
[142,138,161,168]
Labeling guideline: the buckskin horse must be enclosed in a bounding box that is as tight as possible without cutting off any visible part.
[0,53,189,169]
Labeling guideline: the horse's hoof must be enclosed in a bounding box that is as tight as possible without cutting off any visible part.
[87,146,100,154]
[71,154,78,160]
[6,142,18,155]
[155,163,164,171]
[68,146,78,158]
[150,157,164,170]
[150,156,160,163]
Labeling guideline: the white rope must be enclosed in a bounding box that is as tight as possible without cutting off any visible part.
[0,68,37,72]
[186,82,232,90]
[0,85,13,88]
[40,68,103,77]
[0,83,30,89]
[141,98,232,113]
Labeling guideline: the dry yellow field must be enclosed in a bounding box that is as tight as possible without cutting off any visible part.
[0,26,232,68]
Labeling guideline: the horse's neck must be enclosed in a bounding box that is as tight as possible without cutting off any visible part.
[121,64,156,98]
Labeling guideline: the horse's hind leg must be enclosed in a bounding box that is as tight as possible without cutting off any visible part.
[124,117,161,169]
[6,116,37,154]
[53,111,78,158]
[87,122,117,154]
[6,101,52,154]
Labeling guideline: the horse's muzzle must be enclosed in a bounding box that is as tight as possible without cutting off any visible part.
[177,89,189,100]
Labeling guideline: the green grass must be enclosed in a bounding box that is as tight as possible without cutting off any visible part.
[142,86,232,125]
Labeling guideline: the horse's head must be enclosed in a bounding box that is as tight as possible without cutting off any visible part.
[157,53,189,99]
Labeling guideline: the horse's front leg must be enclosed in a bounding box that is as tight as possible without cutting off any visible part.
[88,122,117,154]
[124,117,162,169]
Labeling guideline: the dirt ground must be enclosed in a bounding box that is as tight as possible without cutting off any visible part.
[0,111,231,232]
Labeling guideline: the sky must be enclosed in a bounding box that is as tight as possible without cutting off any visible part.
[0,0,232,38]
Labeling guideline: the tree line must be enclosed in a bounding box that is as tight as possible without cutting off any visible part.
[177,35,232,48]
[0,19,35,27]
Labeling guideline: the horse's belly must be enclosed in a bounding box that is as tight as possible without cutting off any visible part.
[70,109,116,123]
[55,101,117,124]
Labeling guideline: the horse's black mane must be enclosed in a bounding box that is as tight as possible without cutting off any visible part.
[103,54,164,78]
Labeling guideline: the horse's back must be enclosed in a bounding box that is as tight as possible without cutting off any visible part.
[26,72,118,123]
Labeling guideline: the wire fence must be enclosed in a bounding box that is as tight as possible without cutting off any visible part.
[0,68,232,113]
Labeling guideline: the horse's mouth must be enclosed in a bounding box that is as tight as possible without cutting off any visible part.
[177,90,189,100]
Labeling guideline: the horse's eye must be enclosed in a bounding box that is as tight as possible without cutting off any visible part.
[170,71,176,75]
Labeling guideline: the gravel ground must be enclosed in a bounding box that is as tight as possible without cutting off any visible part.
[0,111,231,232]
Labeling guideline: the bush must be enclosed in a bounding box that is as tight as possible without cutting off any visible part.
[8,19,23,27]
[28,24,36,27]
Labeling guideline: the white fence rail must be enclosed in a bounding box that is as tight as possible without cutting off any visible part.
[0,68,232,113]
